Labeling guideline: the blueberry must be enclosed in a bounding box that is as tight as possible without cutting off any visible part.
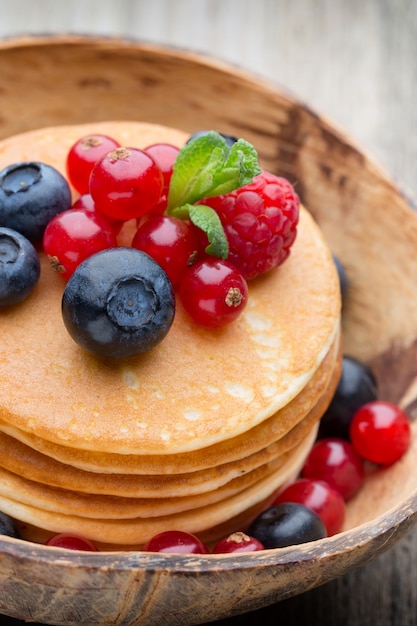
[62,247,176,359]
[0,161,71,242]
[0,511,20,538]
[187,130,239,148]
[333,255,348,303]
[247,502,326,549]
[0,227,40,306]
[318,355,378,440]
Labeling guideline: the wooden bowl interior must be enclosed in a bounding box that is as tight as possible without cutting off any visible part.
[0,36,417,625]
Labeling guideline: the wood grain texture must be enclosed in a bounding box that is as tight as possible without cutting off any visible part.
[0,2,416,625]
[0,0,416,196]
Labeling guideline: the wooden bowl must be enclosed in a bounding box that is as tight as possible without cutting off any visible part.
[1,36,417,626]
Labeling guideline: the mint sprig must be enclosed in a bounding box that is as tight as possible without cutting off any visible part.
[166,131,261,259]
[171,203,229,259]
[167,131,260,210]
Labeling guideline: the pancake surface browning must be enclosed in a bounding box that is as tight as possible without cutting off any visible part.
[0,121,342,546]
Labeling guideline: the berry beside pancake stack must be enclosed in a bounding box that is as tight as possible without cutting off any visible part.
[0,122,341,549]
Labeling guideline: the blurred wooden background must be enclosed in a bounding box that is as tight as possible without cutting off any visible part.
[0,0,416,196]
[0,1,417,624]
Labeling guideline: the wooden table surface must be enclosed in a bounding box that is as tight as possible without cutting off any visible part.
[0,1,417,624]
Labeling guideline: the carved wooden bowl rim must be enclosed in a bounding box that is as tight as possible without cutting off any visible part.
[0,492,416,569]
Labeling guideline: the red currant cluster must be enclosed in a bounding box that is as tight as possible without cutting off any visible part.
[275,399,411,537]
[43,529,263,555]
[43,132,300,329]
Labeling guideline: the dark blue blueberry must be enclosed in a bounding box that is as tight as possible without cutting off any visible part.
[0,511,20,538]
[333,255,348,304]
[318,355,378,440]
[247,502,326,549]
[187,130,239,148]
[0,227,40,307]
[62,247,176,359]
[0,161,71,242]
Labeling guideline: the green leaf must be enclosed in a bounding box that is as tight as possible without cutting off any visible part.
[207,138,261,197]
[188,204,229,259]
[166,131,261,212]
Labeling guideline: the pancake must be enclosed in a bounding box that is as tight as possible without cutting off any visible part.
[0,121,342,546]
[0,328,340,478]
[0,425,318,520]
[0,425,318,547]
[0,342,339,503]
[0,123,340,457]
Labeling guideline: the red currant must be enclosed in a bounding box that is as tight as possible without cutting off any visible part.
[350,401,411,465]
[141,143,180,215]
[89,147,164,221]
[45,533,98,551]
[143,530,209,554]
[43,208,118,280]
[213,532,264,553]
[301,438,365,501]
[179,258,248,328]
[273,478,345,536]
[132,216,199,286]
[72,193,96,213]
[144,143,180,196]
[72,193,123,234]
[66,134,120,195]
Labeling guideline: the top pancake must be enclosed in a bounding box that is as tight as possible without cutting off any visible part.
[0,121,341,455]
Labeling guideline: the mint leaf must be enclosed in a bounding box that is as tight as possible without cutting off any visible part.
[167,131,261,211]
[189,204,229,259]
[207,138,260,197]
[171,203,229,259]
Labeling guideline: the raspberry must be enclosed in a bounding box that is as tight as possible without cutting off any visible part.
[203,171,300,280]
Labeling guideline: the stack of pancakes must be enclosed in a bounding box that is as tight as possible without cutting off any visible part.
[0,122,341,549]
